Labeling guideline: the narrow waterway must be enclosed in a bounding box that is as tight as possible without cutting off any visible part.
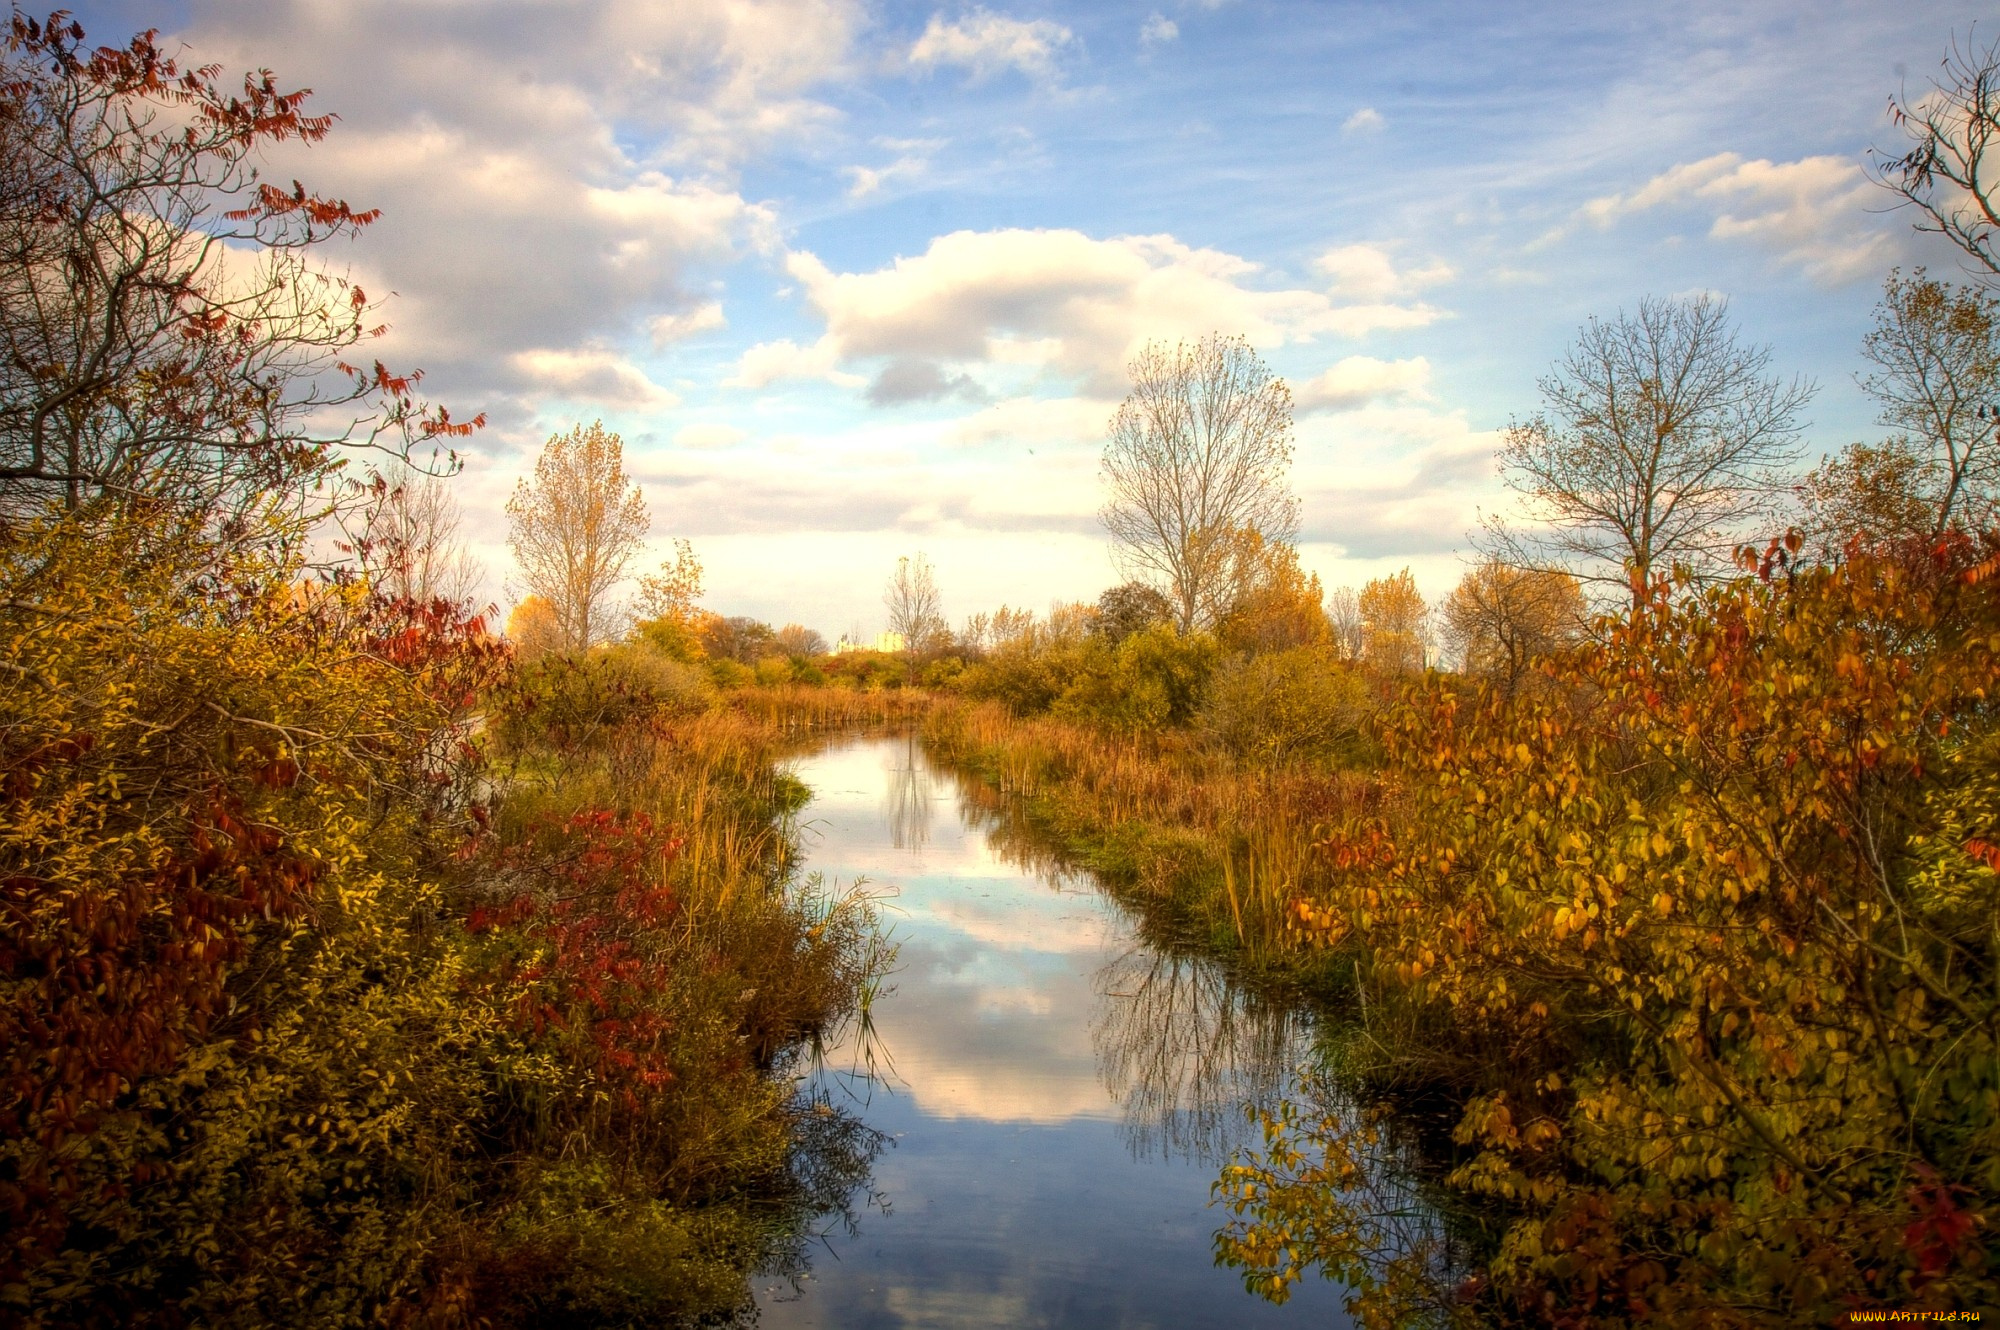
[754,733,1357,1329]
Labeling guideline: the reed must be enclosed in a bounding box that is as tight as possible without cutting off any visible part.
[923,697,1377,968]
[728,681,942,732]
[474,700,892,1322]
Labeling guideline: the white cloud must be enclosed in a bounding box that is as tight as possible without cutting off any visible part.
[509,347,679,406]
[1140,13,1179,47]
[293,125,759,374]
[846,156,924,198]
[176,0,855,424]
[1314,242,1453,302]
[845,137,946,198]
[648,301,727,346]
[868,359,990,405]
[1296,406,1502,559]
[724,335,866,388]
[772,228,1448,397]
[1341,106,1385,136]
[943,395,1109,449]
[673,422,749,449]
[1294,355,1432,412]
[1579,151,1891,285]
[909,8,1077,83]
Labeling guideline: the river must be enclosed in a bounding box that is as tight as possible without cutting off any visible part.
[753,733,1357,1329]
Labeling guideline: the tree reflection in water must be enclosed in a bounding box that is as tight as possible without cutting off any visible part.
[932,741,1462,1307]
[1092,946,1306,1164]
[938,748,1302,1164]
[744,1087,893,1317]
[881,732,937,853]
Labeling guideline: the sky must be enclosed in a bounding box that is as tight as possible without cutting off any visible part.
[72,0,1995,638]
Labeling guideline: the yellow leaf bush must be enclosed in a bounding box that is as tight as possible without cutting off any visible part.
[1220,540,2000,1323]
[0,514,886,1327]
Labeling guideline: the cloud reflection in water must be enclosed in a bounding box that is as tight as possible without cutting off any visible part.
[764,736,1356,1329]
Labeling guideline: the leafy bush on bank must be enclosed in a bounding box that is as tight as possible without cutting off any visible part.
[1218,541,2000,1323]
[0,517,885,1328]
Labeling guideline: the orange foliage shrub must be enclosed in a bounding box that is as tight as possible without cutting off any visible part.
[1220,536,2000,1323]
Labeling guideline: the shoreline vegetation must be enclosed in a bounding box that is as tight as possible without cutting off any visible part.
[0,25,893,1324]
[744,529,2000,1323]
[4,518,894,1327]
[7,11,2000,1328]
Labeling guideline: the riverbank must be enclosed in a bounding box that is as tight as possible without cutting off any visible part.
[921,697,1371,981]
[471,700,896,1325]
[739,596,2000,1326]
[755,731,1362,1328]
[5,547,894,1330]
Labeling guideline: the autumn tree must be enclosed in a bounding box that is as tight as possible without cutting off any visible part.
[1794,275,2000,553]
[699,614,779,665]
[505,594,562,661]
[1101,334,1299,632]
[636,537,704,624]
[506,421,649,653]
[1483,295,1811,603]
[0,18,882,1327]
[1864,272,1998,535]
[356,464,485,607]
[885,552,945,658]
[1227,539,2000,1321]
[775,623,826,656]
[1358,568,1427,674]
[0,17,474,527]
[1218,531,1331,654]
[1440,560,1583,699]
[1096,581,1172,645]
[958,605,1037,656]
[1797,441,1936,551]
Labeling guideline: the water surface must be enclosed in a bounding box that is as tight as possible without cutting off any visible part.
[755,734,1354,1329]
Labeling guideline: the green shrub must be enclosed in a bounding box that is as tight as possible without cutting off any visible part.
[493,644,713,755]
[971,624,1218,731]
[1199,646,1368,766]
[707,656,753,689]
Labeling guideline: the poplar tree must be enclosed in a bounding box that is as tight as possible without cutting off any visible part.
[507,421,649,652]
[1100,334,1299,632]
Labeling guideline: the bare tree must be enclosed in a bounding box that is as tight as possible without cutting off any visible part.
[1325,585,1364,663]
[957,610,993,657]
[358,464,485,608]
[1879,32,2000,280]
[1482,295,1812,603]
[506,421,648,653]
[884,552,945,658]
[775,624,826,657]
[1092,945,1304,1164]
[1100,334,1299,632]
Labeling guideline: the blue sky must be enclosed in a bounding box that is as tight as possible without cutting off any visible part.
[77,0,1991,637]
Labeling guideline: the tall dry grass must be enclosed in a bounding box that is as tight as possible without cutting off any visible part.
[488,701,890,1178]
[497,706,880,993]
[729,682,941,735]
[925,698,1379,963]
